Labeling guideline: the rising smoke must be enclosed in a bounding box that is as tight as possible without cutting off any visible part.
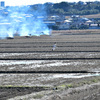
[0,4,51,39]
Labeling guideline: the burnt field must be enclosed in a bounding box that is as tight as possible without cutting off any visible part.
[0,29,100,100]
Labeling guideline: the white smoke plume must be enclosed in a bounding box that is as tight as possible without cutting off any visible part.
[0,4,51,39]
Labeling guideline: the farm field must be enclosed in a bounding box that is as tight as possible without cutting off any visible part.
[66,13,100,18]
[0,29,100,100]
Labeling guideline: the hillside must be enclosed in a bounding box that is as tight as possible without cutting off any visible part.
[30,1,100,15]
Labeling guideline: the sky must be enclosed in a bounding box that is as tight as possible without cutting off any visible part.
[1,0,100,6]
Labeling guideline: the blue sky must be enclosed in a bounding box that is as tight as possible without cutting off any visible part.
[1,0,100,6]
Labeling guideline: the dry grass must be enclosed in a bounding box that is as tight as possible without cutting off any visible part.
[82,13,100,18]
[66,13,100,19]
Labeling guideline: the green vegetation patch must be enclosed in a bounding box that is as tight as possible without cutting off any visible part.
[57,76,100,90]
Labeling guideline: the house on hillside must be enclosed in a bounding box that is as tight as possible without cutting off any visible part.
[43,15,65,30]
[43,15,99,30]
[58,22,70,30]
[67,15,94,29]
[89,24,100,29]
[43,20,56,29]
[85,20,93,25]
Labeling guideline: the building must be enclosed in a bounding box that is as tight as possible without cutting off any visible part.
[58,22,70,30]
[1,1,5,7]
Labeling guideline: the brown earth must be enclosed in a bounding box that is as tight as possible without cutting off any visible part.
[0,29,100,100]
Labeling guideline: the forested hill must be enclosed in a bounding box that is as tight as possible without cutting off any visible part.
[30,1,100,15]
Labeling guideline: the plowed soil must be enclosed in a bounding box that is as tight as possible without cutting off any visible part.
[0,29,100,100]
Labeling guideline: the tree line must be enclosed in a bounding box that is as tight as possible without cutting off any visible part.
[30,1,100,15]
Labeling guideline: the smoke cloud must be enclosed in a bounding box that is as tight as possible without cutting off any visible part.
[0,4,51,39]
